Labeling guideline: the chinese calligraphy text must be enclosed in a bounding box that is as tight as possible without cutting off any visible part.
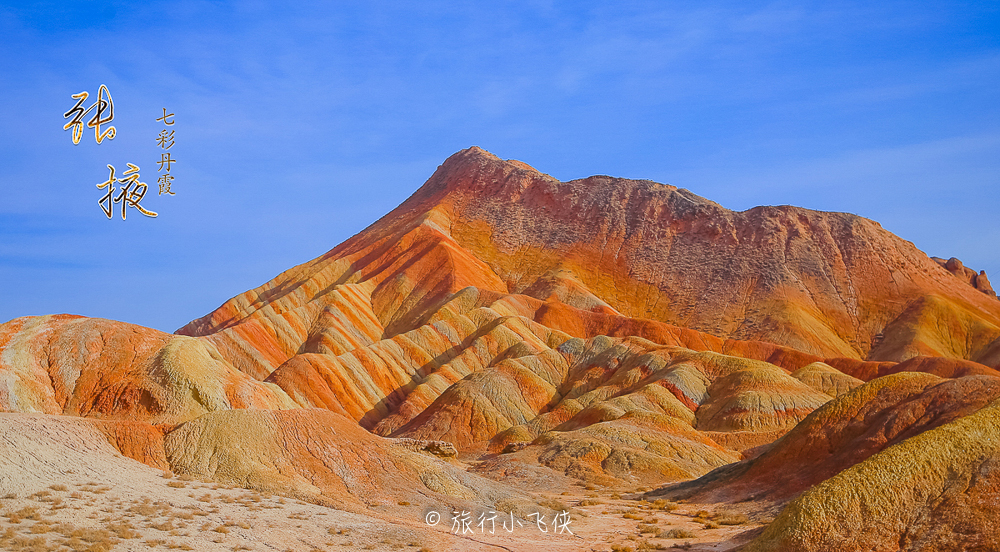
[97,164,158,219]
[156,108,177,196]
[63,85,116,145]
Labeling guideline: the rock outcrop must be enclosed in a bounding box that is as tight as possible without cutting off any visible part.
[932,256,997,297]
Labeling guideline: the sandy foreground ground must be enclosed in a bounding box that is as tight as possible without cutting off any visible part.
[0,413,762,551]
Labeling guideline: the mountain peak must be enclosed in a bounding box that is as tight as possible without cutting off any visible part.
[181,148,1000,366]
[410,146,724,223]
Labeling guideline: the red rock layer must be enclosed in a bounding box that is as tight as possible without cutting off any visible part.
[0,315,295,424]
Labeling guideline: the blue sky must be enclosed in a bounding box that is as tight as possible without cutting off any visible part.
[1,1,998,333]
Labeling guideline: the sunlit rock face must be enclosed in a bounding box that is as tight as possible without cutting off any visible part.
[179,146,1000,369]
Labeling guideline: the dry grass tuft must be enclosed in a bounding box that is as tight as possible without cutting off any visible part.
[150,520,176,532]
[651,499,678,512]
[107,520,140,539]
[8,506,42,523]
[658,528,696,539]
[28,522,54,534]
[537,497,568,511]
[715,512,749,525]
